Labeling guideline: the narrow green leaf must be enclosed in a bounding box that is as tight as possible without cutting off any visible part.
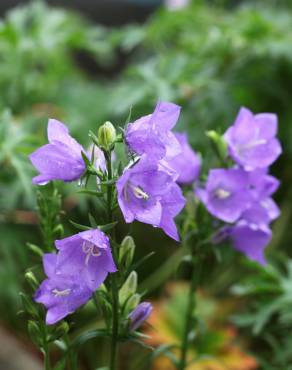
[98,221,118,232]
[69,220,91,231]
[77,189,104,197]
[88,213,98,228]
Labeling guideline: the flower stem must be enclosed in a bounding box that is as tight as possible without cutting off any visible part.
[178,254,203,370]
[43,340,51,370]
[105,150,119,370]
[110,273,119,370]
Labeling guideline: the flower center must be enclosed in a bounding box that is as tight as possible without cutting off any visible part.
[52,288,71,297]
[237,139,267,154]
[82,241,101,266]
[215,188,231,200]
[132,185,149,200]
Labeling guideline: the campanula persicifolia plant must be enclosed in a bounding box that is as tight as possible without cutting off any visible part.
[26,101,281,370]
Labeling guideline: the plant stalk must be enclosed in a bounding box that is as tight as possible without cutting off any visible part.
[178,254,203,370]
[105,150,119,370]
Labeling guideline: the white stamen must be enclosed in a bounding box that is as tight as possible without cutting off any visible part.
[132,186,149,200]
[215,188,231,200]
[237,139,267,153]
[52,288,71,297]
[82,241,101,266]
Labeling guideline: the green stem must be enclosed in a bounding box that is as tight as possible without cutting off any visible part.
[110,273,119,370]
[105,150,119,370]
[43,341,50,370]
[178,255,203,370]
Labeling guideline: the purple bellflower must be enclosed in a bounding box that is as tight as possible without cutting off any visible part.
[166,132,201,184]
[29,119,86,185]
[196,168,251,223]
[55,229,116,291]
[229,220,272,265]
[34,254,93,325]
[224,107,282,171]
[246,169,280,223]
[126,101,181,160]
[129,302,153,331]
[116,155,185,241]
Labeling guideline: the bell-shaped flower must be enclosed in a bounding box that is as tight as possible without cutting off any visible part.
[196,168,251,223]
[116,156,185,241]
[166,132,201,184]
[246,169,280,223]
[224,107,282,171]
[29,119,86,185]
[55,229,116,291]
[125,101,181,160]
[229,220,272,265]
[34,254,93,325]
[129,302,153,331]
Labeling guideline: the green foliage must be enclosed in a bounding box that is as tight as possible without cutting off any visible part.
[231,259,292,369]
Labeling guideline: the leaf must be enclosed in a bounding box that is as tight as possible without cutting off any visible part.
[81,151,91,167]
[26,243,44,257]
[99,179,116,186]
[88,213,98,228]
[77,189,104,197]
[70,329,109,349]
[148,344,179,365]
[127,251,155,276]
[124,106,132,126]
[99,221,118,232]
[69,220,91,231]
[88,130,100,146]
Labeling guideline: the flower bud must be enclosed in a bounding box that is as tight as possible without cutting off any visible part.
[128,302,153,331]
[119,271,138,305]
[119,236,136,269]
[124,293,141,314]
[27,320,42,346]
[50,321,70,341]
[98,121,116,150]
[25,271,39,290]
[20,292,39,317]
[206,130,227,161]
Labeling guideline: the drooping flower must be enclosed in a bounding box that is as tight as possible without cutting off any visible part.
[55,229,116,291]
[247,169,280,200]
[125,101,181,160]
[29,119,86,185]
[34,254,93,325]
[224,107,282,171]
[129,302,153,331]
[196,168,251,223]
[246,169,280,223]
[116,155,185,241]
[229,221,272,265]
[166,132,201,184]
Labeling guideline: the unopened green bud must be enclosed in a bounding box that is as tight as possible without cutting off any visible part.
[119,271,138,305]
[20,292,39,317]
[206,130,227,161]
[124,293,141,314]
[119,236,136,269]
[98,121,116,150]
[50,321,69,341]
[25,271,39,290]
[28,320,42,346]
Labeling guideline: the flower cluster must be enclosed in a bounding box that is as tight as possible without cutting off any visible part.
[34,229,116,324]
[118,101,200,241]
[197,107,281,264]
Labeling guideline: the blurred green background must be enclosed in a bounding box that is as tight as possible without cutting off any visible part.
[1,0,292,369]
